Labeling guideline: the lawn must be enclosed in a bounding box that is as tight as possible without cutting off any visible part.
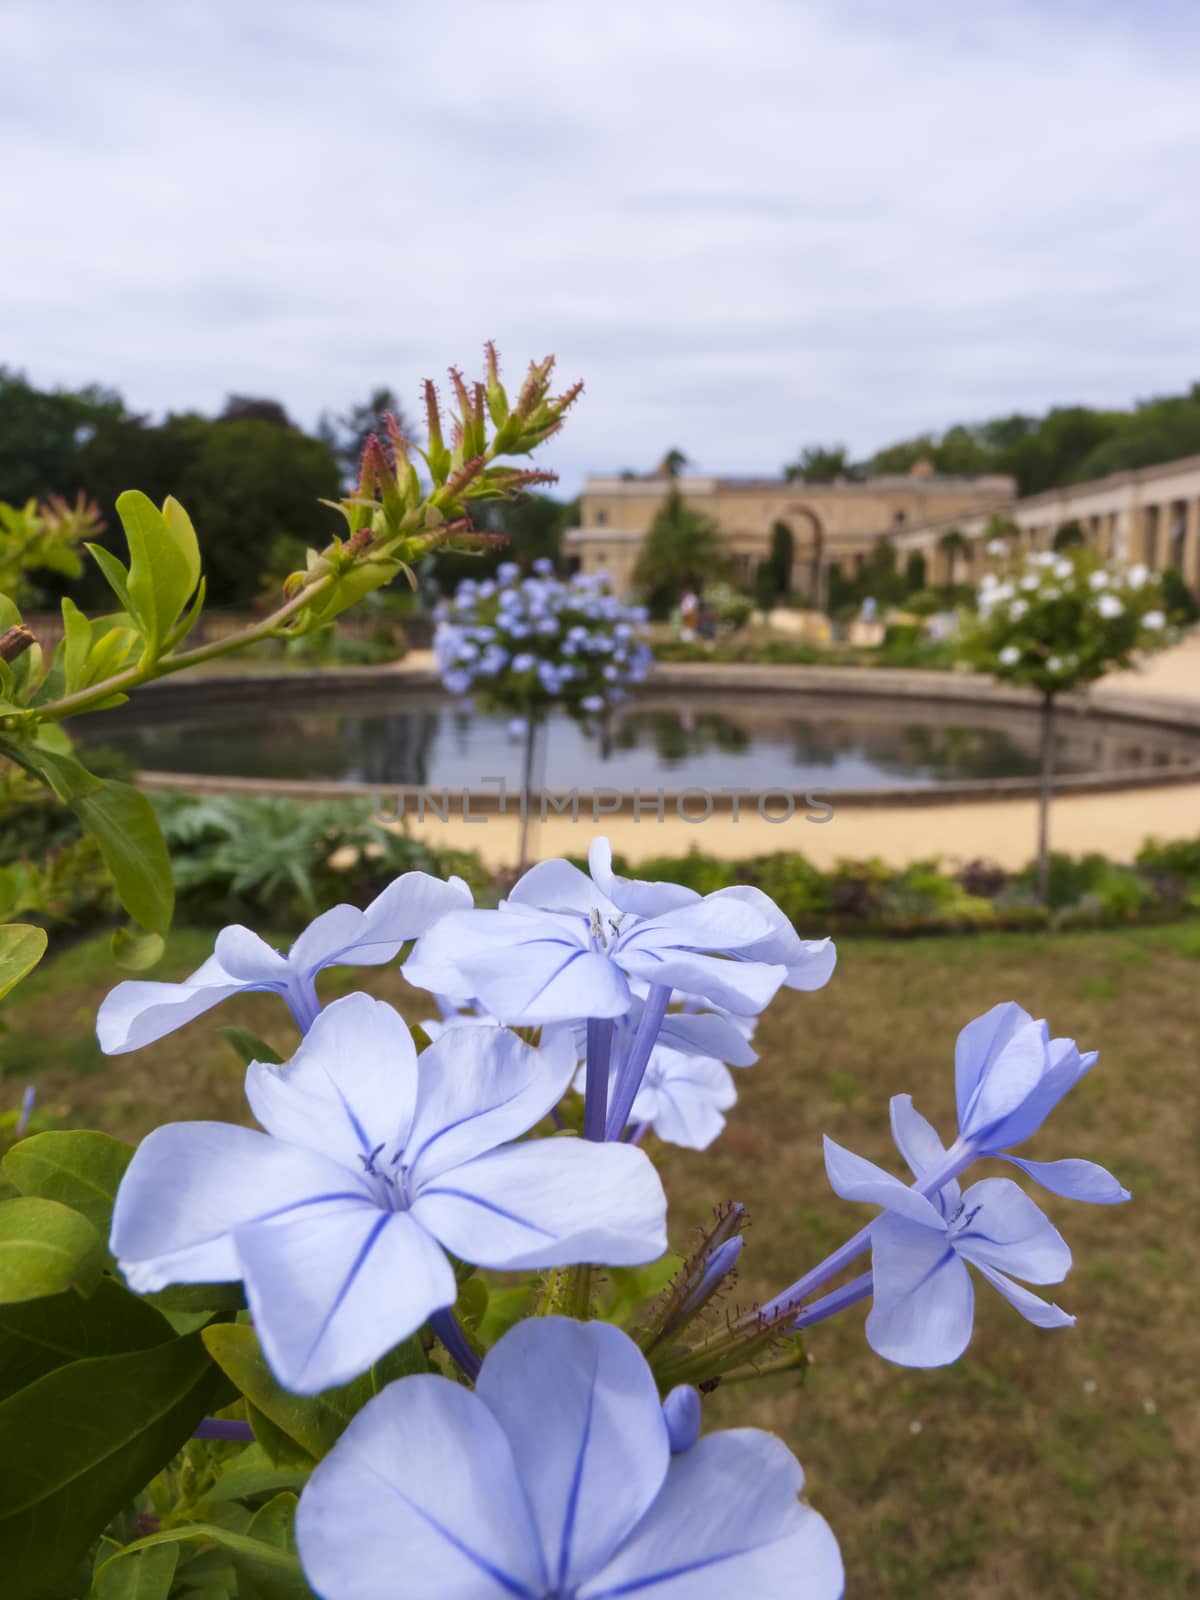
[3,921,1198,1599]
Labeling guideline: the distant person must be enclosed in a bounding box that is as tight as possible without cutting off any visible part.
[861,595,877,622]
[679,587,699,641]
[697,600,717,642]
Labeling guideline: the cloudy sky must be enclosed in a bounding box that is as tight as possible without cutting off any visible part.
[4,0,1199,493]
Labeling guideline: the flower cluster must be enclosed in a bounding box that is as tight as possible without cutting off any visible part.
[432,560,652,723]
[961,546,1171,694]
[96,839,1126,1599]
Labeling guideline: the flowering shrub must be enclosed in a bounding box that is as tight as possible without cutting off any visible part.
[961,547,1171,694]
[433,562,652,724]
[957,547,1175,898]
[0,838,1130,1597]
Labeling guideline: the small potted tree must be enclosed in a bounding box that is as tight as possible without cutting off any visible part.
[958,548,1174,902]
[433,561,652,865]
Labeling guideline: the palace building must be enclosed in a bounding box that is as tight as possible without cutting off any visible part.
[564,465,1015,602]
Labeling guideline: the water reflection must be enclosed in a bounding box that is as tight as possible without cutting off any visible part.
[78,686,1200,792]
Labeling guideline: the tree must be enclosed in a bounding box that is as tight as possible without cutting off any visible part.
[657,448,689,479]
[633,489,725,617]
[903,551,927,594]
[768,521,794,594]
[1053,520,1085,550]
[319,386,419,483]
[220,395,294,429]
[166,417,344,606]
[784,444,853,483]
[958,549,1172,901]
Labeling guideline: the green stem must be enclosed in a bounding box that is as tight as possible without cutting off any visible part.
[26,576,333,724]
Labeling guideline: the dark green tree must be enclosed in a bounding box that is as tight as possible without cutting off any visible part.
[784,444,854,483]
[633,489,725,617]
[768,521,794,594]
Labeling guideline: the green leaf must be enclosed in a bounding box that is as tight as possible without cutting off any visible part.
[246,1492,298,1554]
[221,1027,283,1068]
[85,543,134,617]
[92,1541,178,1600]
[201,1325,345,1461]
[3,1130,134,1239]
[0,1329,233,1599]
[201,1444,309,1507]
[142,1280,246,1316]
[111,927,166,971]
[115,491,201,658]
[0,1275,174,1402]
[91,1523,310,1600]
[0,923,47,1001]
[7,743,174,935]
[0,1197,103,1304]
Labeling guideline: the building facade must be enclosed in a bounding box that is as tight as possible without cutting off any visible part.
[893,453,1200,592]
[564,467,1016,599]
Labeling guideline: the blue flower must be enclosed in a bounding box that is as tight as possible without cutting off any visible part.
[825,1105,1075,1367]
[110,997,667,1393]
[97,872,472,1052]
[952,1003,1129,1203]
[295,1317,843,1599]
[404,838,830,1023]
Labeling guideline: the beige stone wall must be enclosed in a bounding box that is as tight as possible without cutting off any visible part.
[571,470,1015,593]
[894,453,1200,590]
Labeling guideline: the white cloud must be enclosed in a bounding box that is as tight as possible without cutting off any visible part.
[2,0,1199,494]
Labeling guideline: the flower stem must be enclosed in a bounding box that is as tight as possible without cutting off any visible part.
[761,1142,975,1323]
[604,983,670,1140]
[584,1018,614,1141]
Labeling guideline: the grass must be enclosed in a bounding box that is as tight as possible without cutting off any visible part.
[3,921,1198,1598]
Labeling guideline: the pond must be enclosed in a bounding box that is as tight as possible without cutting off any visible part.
[77,685,1200,794]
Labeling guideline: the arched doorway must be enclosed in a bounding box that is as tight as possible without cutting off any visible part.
[781,506,826,609]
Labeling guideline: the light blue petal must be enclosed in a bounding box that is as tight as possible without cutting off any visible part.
[407,1025,576,1183]
[889,1095,961,1214]
[998,1153,1130,1205]
[824,1136,946,1229]
[953,1001,1033,1130]
[581,1430,844,1600]
[953,1178,1072,1285]
[866,1211,975,1367]
[401,910,499,1003]
[639,894,778,953]
[97,955,253,1054]
[958,1015,1051,1145]
[708,888,837,991]
[971,1261,1076,1329]
[476,1319,669,1590]
[212,925,293,984]
[656,1008,758,1066]
[111,1122,369,1293]
[985,1039,1094,1151]
[618,948,784,1016]
[634,1053,736,1151]
[509,856,611,915]
[239,1207,456,1394]
[588,837,700,917]
[412,1140,667,1271]
[245,994,419,1171]
[296,1373,544,1599]
[289,872,473,976]
[469,933,632,1024]
[661,1387,703,1455]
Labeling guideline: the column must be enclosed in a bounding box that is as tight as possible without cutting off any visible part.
[1184,498,1200,592]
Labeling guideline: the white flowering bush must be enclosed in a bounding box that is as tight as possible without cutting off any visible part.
[958,547,1174,897]
[962,548,1170,695]
[433,561,652,726]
